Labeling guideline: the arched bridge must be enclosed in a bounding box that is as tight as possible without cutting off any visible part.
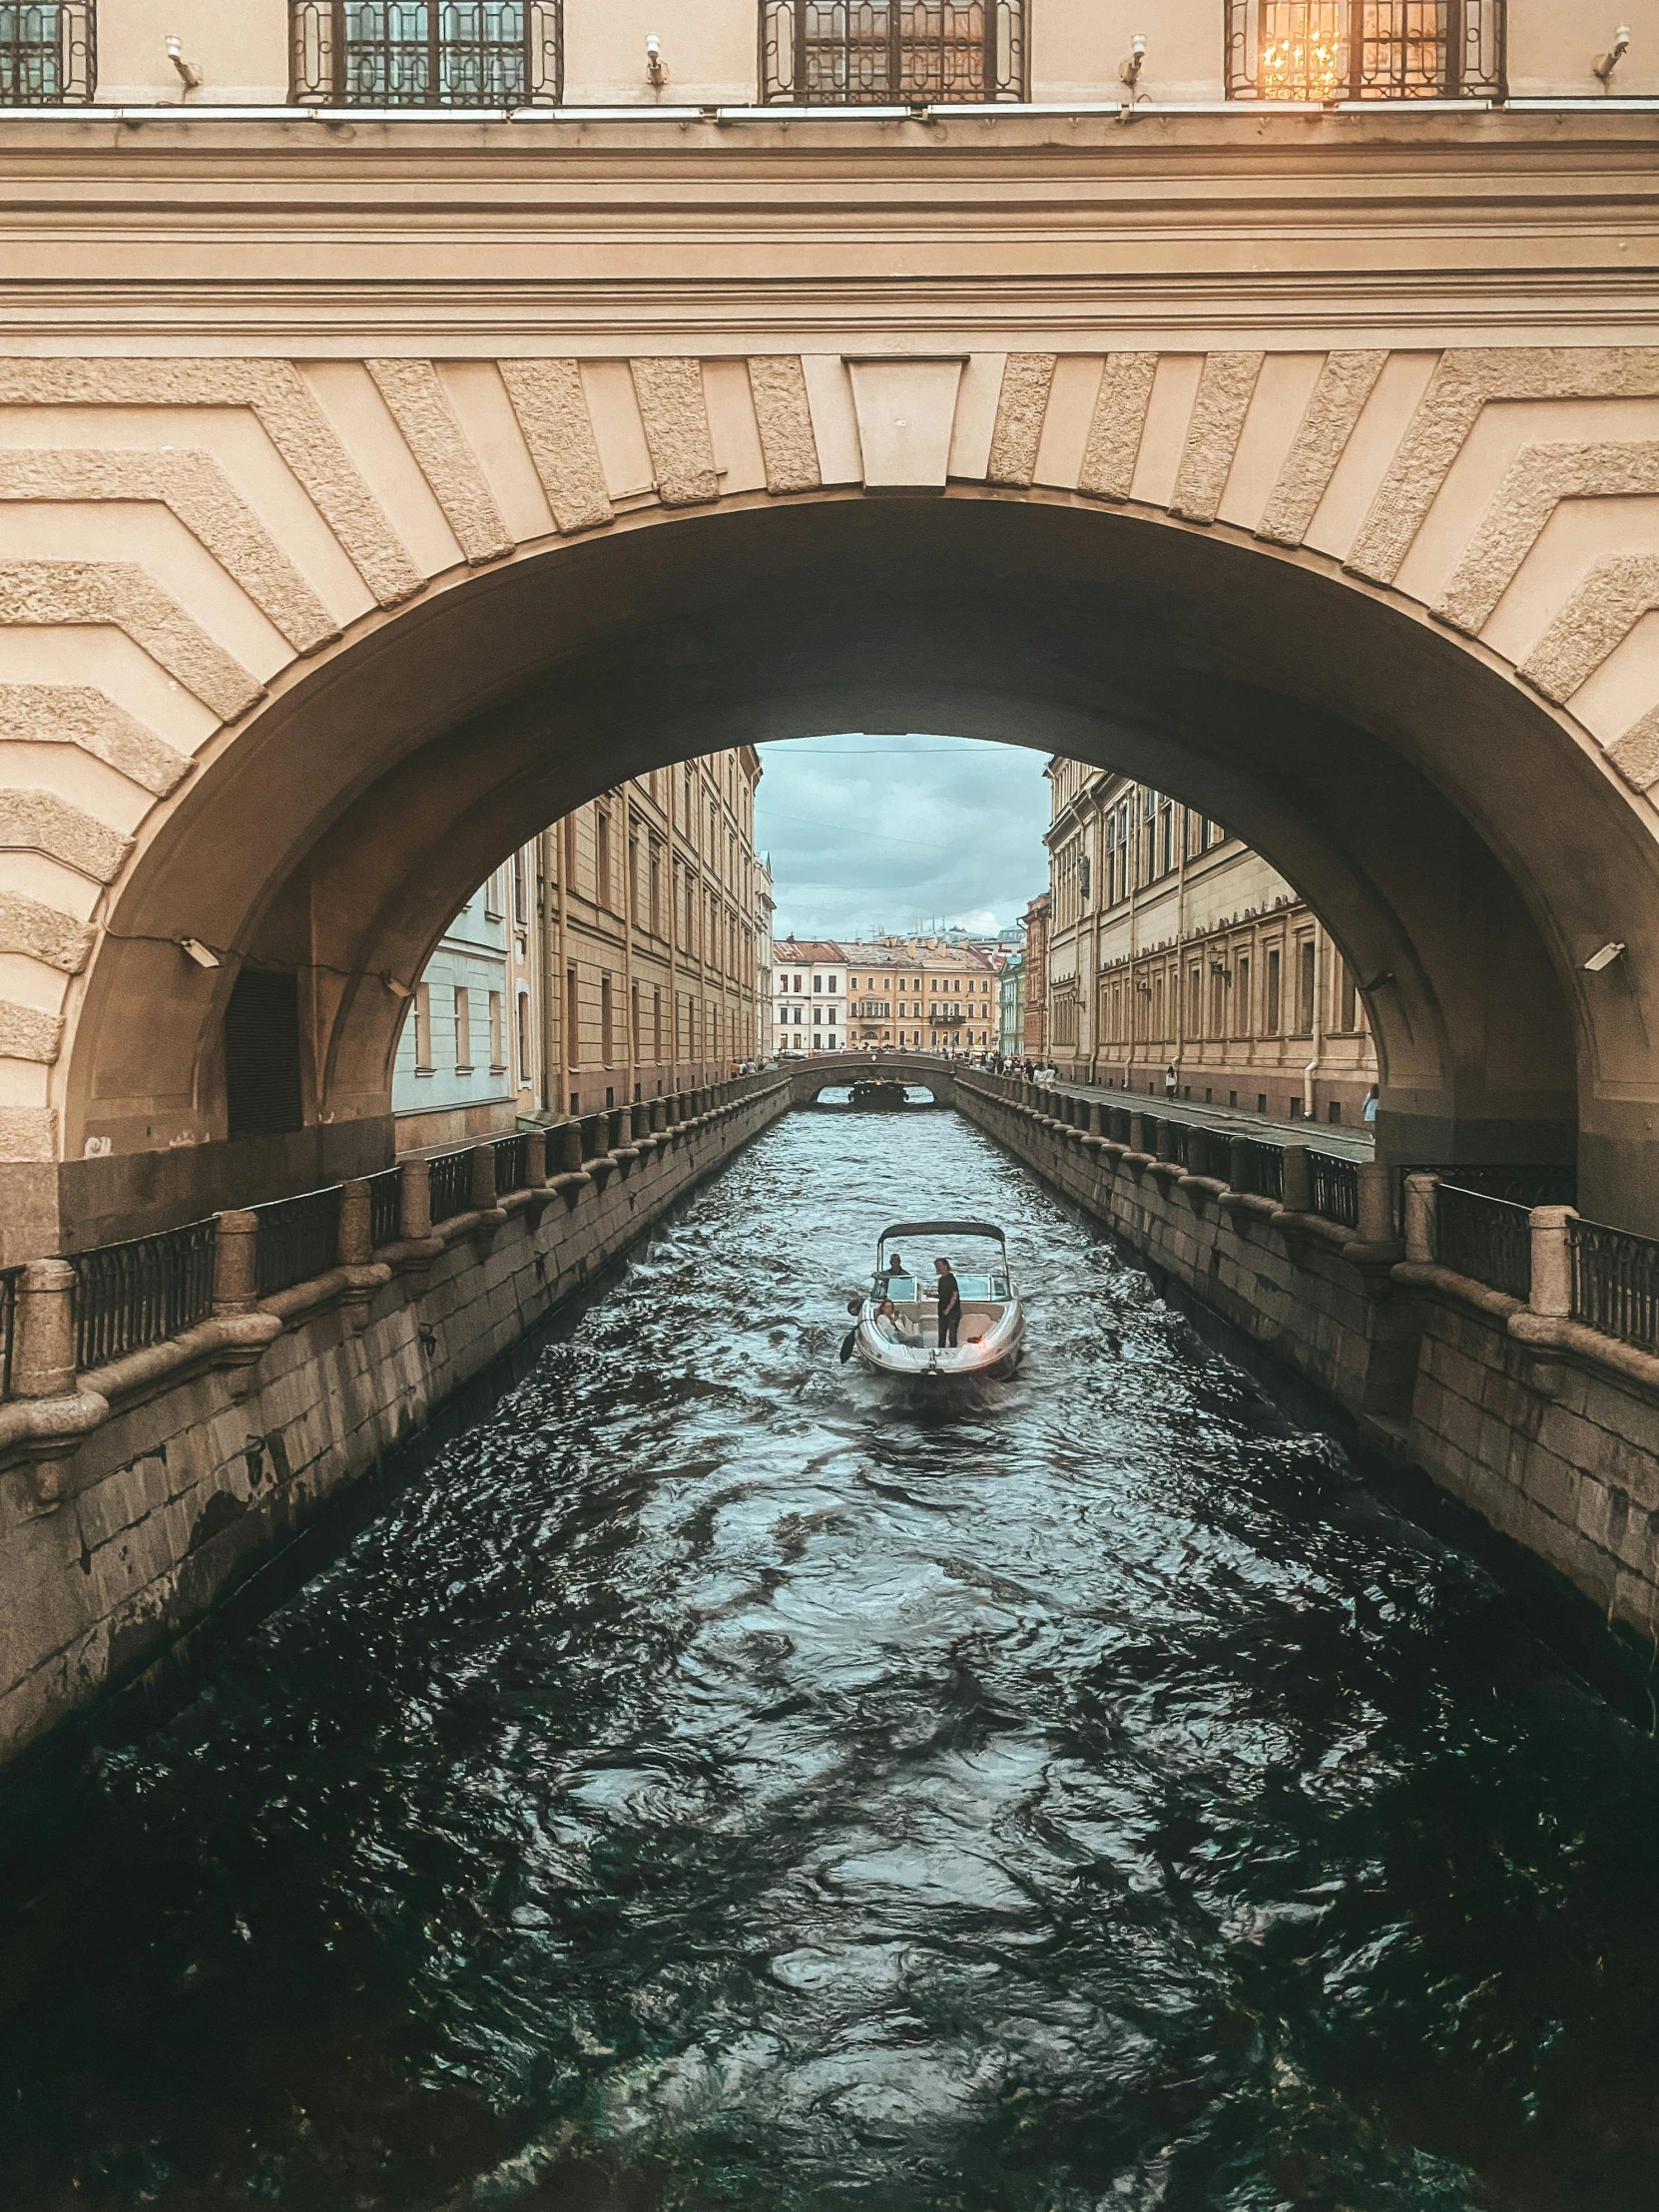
[788,1054,955,1107]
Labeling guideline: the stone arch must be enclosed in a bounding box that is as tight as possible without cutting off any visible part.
[4,342,1659,1252]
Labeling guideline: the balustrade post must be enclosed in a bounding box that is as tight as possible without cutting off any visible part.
[649,1098,666,1134]
[1129,1111,1147,1155]
[1281,1142,1312,1215]
[1229,1135,1250,1193]
[212,1210,261,1316]
[631,1102,649,1140]
[1356,1160,1393,1245]
[399,1157,432,1241]
[607,1107,627,1151]
[1528,1204,1577,1319]
[469,1141,497,1213]
[337,1179,372,1268]
[1402,1172,1438,1265]
[524,1130,548,1188]
[1155,1119,1175,1163]
[13,1258,77,1397]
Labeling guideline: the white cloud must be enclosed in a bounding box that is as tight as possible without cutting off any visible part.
[756,733,1052,942]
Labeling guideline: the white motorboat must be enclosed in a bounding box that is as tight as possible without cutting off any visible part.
[848,1219,1024,1380]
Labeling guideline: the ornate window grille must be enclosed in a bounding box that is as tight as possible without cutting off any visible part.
[291,1,562,108]
[1226,1,1504,101]
[762,1,1026,106]
[0,3,94,104]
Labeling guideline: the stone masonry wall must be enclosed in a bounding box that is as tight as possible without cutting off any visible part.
[0,1080,791,1771]
[956,1074,1659,1646]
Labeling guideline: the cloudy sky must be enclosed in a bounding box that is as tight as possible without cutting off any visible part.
[755,733,1052,943]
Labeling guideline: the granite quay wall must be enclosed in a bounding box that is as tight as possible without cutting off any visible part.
[957,1073,1659,1646]
[0,1075,790,1773]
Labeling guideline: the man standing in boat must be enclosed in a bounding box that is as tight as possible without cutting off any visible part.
[934,1257,962,1349]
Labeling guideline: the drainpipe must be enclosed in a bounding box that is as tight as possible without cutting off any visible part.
[1304,923,1324,1120]
[554,817,570,1116]
[621,786,636,1106]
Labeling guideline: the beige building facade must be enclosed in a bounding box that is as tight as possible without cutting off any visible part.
[393,745,767,1148]
[4,4,1659,1258]
[1047,761,1378,1125]
[773,938,1000,1052]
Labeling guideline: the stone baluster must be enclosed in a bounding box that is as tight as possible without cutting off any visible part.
[1229,1134,1250,1193]
[338,1179,372,1267]
[650,1098,666,1133]
[524,1130,548,1188]
[399,1157,432,1241]
[1281,1142,1311,1215]
[1356,1160,1393,1245]
[1129,1112,1147,1155]
[13,1258,78,1397]
[212,1210,261,1316]
[557,1120,584,1173]
[1402,1172,1438,1264]
[1528,1204,1578,1319]
[469,1141,497,1214]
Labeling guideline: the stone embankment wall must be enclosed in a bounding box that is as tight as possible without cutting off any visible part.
[0,1078,791,1771]
[956,1074,1659,1647]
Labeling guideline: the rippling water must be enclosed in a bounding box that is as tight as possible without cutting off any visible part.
[5,1103,1659,2211]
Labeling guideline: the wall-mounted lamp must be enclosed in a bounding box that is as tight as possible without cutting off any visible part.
[180,937,221,969]
[1117,31,1148,121]
[645,32,667,89]
[1594,24,1631,85]
[382,971,412,999]
[165,35,204,93]
[1583,940,1627,972]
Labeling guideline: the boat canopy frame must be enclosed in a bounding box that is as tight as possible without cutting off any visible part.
[875,1220,1007,1259]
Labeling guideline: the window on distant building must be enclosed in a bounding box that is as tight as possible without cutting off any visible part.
[1224,0,1503,103]
[0,2,95,104]
[291,1,564,109]
[488,989,504,1071]
[761,0,1026,106]
[454,985,472,1071]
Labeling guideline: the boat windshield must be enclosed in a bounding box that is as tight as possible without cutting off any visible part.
[873,1273,1009,1303]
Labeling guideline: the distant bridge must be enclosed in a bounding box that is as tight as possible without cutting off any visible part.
[787,1053,957,1107]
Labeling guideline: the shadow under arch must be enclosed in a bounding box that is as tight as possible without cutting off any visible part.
[58,486,1659,1241]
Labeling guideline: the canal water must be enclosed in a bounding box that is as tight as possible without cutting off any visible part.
[4,1101,1659,2211]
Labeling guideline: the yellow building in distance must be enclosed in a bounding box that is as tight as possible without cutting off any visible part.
[772,939,1001,1054]
[396,748,767,1146]
[1045,760,1378,1129]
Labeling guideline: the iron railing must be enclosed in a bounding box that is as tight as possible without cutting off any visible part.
[1436,1183,1531,1301]
[72,1219,216,1372]
[0,1264,20,1398]
[1309,1149,1360,1229]
[365,1166,402,1249]
[1569,1217,1659,1357]
[492,1132,529,1196]
[427,1148,472,1224]
[1402,1162,1576,1212]
[290,1,562,107]
[1226,0,1504,102]
[254,1186,343,1297]
[761,0,1027,105]
[0,3,95,104]
[1237,1138,1285,1203]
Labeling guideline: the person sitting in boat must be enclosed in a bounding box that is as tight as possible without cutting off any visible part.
[934,1257,962,1349]
[881,1250,906,1285]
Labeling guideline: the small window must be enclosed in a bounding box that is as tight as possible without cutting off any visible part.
[0,3,95,105]
[761,0,1027,106]
[488,989,504,1071]
[454,985,472,1071]
[291,0,565,109]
